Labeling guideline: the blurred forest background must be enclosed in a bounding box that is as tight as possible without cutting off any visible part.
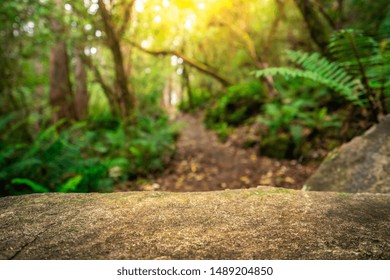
[0,0,389,196]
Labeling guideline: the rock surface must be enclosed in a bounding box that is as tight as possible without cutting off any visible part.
[305,115,390,193]
[1,188,389,260]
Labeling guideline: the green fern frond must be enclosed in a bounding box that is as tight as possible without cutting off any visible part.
[11,178,49,193]
[0,113,14,134]
[255,65,361,104]
[378,6,390,40]
[287,50,362,91]
[329,30,379,76]
[57,175,83,192]
[329,30,390,95]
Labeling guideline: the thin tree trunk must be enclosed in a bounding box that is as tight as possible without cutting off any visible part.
[98,0,136,120]
[74,53,88,120]
[293,0,331,54]
[49,0,75,124]
[49,41,75,123]
[182,65,193,109]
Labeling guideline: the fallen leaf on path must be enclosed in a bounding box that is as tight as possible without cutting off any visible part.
[240,176,250,184]
[284,177,295,183]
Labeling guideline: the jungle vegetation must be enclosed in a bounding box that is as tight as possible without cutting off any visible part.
[0,0,389,196]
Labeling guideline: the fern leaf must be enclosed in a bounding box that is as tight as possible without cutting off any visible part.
[11,178,49,193]
[255,66,360,104]
[0,113,15,134]
[57,175,83,192]
[378,6,390,40]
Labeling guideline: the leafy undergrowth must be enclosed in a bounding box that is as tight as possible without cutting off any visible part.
[0,113,180,197]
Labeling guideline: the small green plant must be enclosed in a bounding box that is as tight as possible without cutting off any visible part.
[256,83,342,159]
[127,114,180,176]
[205,81,265,127]
[178,89,213,112]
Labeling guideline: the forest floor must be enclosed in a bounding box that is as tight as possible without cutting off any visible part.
[125,113,319,192]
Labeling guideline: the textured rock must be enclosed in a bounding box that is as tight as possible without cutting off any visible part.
[0,188,389,260]
[305,115,390,193]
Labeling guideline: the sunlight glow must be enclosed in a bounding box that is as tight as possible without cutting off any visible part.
[95,30,102,37]
[64,3,72,12]
[198,3,205,9]
[84,46,97,56]
[154,15,162,23]
[27,21,35,29]
[135,0,144,13]
[23,21,35,35]
[84,47,91,56]
[171,91,178,105]
[84,24,92,31]
[162,0,170,8]
[172,36,181,47]
[171,55,178,66]
[88,3,99,14]
[184,14,196,30]
[141,39,152,48]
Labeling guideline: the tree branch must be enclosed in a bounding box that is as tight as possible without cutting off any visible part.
[80,54,120,116]
[129,42,232,87]
[312,0,337,29]
[118,0,136,38]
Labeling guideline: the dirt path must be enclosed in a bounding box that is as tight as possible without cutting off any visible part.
[134,114,317,192]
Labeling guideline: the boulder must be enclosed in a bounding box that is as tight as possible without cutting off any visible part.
[0,188,389,259]
[305,115,390,193]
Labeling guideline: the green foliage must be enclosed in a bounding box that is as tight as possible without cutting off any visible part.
[208,122,231,142]
[255,27,390,121]
[205,81,265,128]
[11,178,48,193]
[178,89,213,112]
[0,110,180,196]
[253,15,390,159]
[255,51,361,104]
[257,82,342,159]
[0,119,114,196]
[328,29,390,115]
[127,115,180,176]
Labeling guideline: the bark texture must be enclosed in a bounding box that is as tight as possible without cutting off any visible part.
[49,0,75,123]
[49,41,75,123]
[74,53,88,120]
[98,0,136,119]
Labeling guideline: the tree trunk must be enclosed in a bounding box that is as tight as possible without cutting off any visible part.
[49,41,75,123]
[182,66,193,109]
[98,0,136,120]
[74,53,88,120]
[49,0,75,124]
[293,0,331,54]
